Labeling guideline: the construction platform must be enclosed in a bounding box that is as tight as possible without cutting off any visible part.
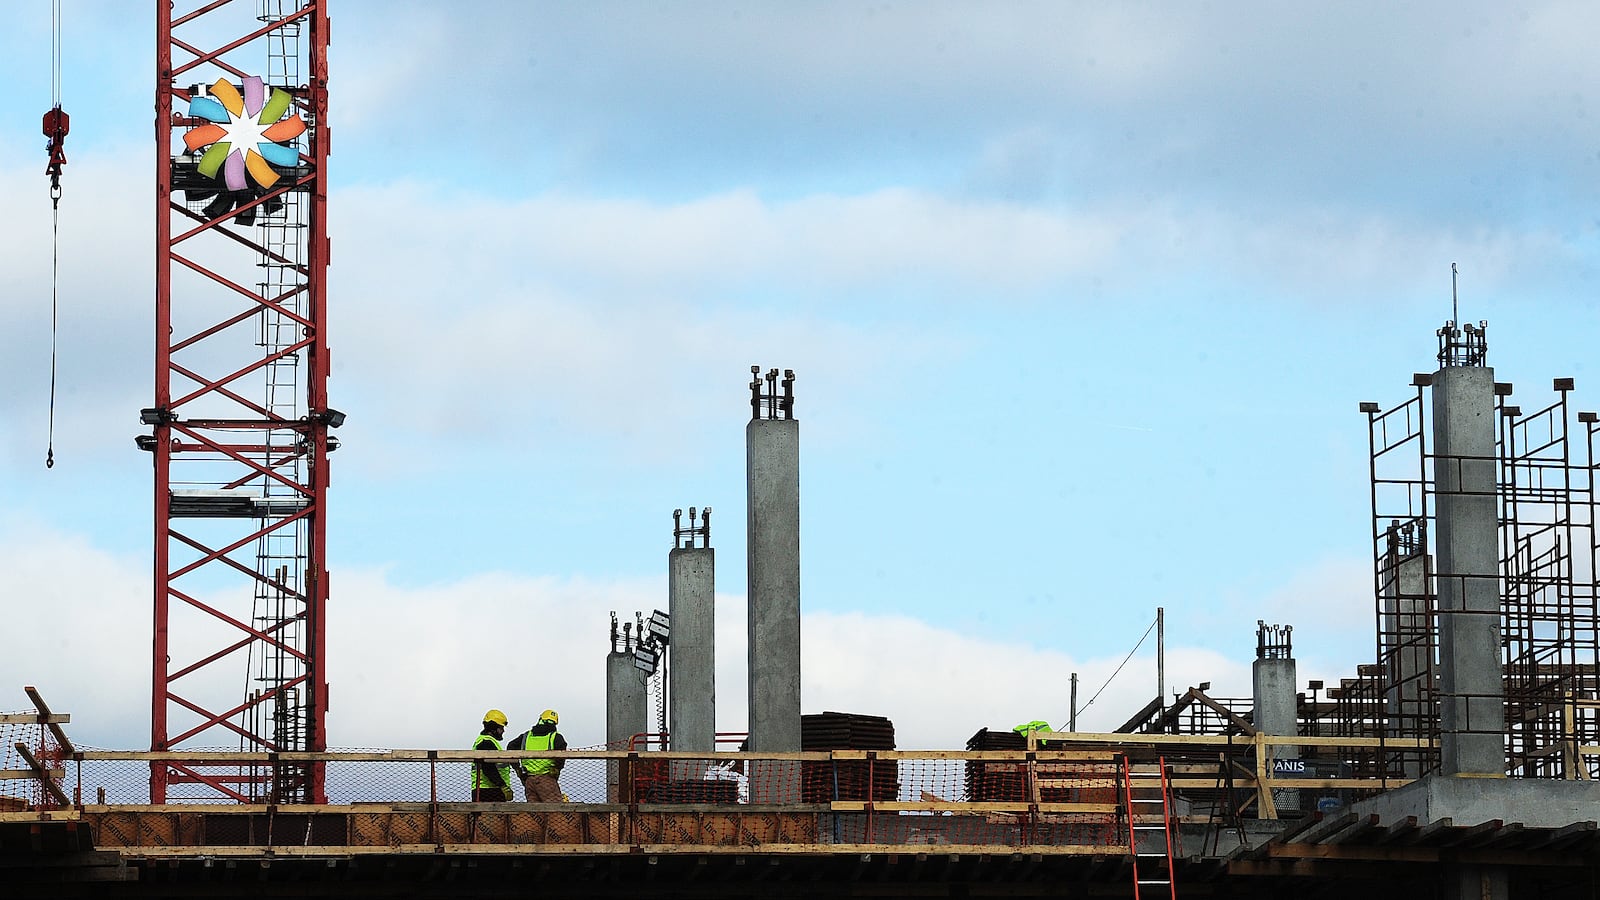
[4,737,1599,898]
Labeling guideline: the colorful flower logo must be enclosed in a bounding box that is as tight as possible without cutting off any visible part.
[183,75,306,191]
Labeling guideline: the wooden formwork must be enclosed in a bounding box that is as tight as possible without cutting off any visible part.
[83,806,818,851]
[89,810,203,847]
[630,810,817,846]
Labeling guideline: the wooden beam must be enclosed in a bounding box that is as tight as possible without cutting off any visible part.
[1032,731,1434,750]
[0,714,70,725]
[67,739,1436,764]
[1264,842,1595,868]
[25,686,75,755]
[1189,690,1259,736]
[1230,858,1403,878]
[1525,820,1597,851]
[829,800,1120,815]
[110,842,1127,859]
[1371,816,1419,846]
[0,809,81,823]
[1269,842,1438,863]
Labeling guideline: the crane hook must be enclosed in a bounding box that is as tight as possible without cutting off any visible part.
[44,105,69,207]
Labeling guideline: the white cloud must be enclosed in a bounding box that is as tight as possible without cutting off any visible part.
[3,141,1583,483]
[3,523,1259,755]
[0,518,149,744]
[1200,554,1379,692]
[334,184,1119,301]
[799,611,1251,749]
[326,183,1107,458]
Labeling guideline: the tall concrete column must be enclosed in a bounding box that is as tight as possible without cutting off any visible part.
[1252,621,1299,815]
[747,367,801,803]
[605,614,650,801]
[1430,358,1505,776]
[669,507,716,779]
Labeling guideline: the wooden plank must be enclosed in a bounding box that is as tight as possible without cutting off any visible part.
[1260,735,1434,749]
[1257,777,1415,790]
[25,686,76,755]
[0,810,82,822]
[0,768,64,780]
[80,803,353,814]
[829,801,1119,814]
[832,749,1119,762]
[0,714,70,725]
[70,737,1437,765]
[116,841,1124,858]
[73,748,833,763]
[1035,732,1436,750]
[1032,732,1243,746]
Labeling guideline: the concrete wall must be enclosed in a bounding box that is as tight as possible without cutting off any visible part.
[1430,366,1505,775]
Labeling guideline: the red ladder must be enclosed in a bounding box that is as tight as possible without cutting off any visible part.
[1121,755,1177,900]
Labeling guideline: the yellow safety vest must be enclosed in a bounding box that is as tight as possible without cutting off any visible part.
[518,730,558,777]
[471,733,512,791]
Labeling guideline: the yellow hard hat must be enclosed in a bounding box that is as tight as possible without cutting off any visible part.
[483,709,508,727]
[539,709,559,725]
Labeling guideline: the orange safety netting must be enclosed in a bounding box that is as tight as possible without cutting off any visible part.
[1,712,64,810]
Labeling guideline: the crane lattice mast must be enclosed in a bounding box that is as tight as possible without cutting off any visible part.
[146,0,334,804]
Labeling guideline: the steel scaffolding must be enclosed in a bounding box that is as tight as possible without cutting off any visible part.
[1497,379,1600,778]
[1356,323,1600,781]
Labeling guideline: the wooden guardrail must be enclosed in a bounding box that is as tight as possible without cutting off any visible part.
[2,738,1444,825]
[1024,730,1437,820]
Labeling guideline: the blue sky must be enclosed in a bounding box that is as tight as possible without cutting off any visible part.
[1,1,1598,752]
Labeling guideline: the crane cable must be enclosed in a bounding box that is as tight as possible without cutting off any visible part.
[44,0,65,469]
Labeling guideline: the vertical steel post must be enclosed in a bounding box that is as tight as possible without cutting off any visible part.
[305,0,332,807]
[151,0,174,806]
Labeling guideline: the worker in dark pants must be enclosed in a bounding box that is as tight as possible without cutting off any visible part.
[510,709,567,802]
[471,709,515,802]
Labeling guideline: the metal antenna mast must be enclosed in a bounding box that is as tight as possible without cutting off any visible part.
[145,0,335,804]
[1451,262,1459,328]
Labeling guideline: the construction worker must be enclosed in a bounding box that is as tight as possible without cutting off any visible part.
[509,709,567,802]
[471,709,515,802]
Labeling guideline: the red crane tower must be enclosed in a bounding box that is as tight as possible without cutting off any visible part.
[143,0,335,803]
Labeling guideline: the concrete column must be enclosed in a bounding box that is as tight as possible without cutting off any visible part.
[606,647,649,801]
[669,543,715,778]
[1431,365,1505,776]
[1381,527,1432,780]
[747,416,801,753]
[747,369,801,803]
[1252,622,1298,815]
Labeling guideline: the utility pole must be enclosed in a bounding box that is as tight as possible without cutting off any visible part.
[1157,607,1166,728]
[1069,673,1078,732]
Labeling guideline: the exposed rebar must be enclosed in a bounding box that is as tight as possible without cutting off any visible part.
[749,366,797,421]
[673,506,712,549]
